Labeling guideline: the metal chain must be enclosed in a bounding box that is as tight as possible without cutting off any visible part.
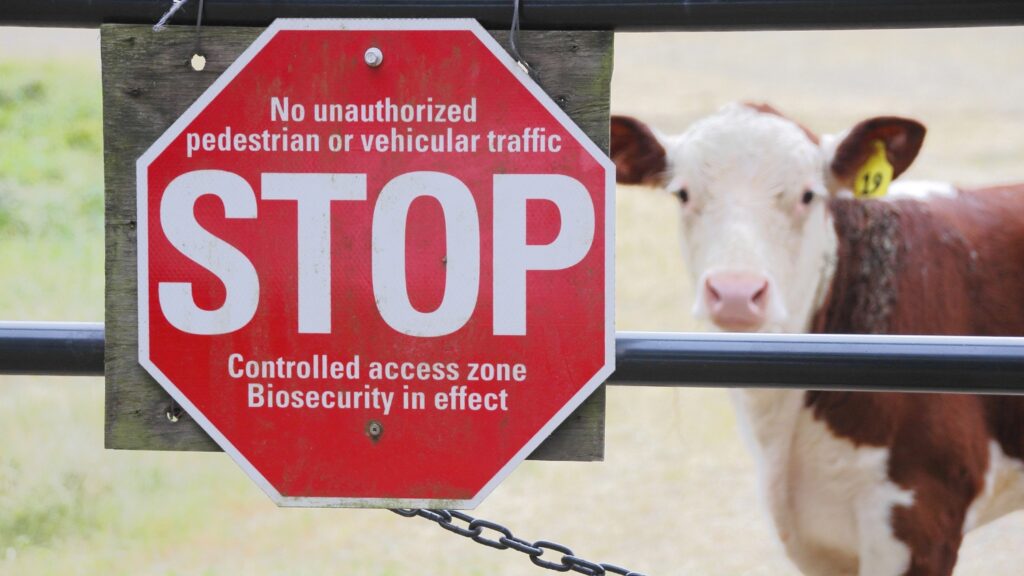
[391,509,647,576]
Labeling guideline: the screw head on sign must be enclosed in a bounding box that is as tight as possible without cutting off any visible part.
[366,420,384,441]
[166,402,183,422]
[364,47,384,68]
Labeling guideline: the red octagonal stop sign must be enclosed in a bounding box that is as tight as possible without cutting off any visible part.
[137,19,613,508]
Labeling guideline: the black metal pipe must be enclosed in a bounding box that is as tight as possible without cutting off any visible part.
[611,332,1024,394]
[2,0,1024,30]
[0,322,105,377]
[2,323,1024,394]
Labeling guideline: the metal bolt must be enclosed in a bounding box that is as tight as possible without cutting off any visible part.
[166,402,183,423]
[190,53,207,72]
[364,47,383,68]
[366,419,384,440]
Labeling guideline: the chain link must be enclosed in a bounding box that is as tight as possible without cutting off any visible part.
[390,509,646,576]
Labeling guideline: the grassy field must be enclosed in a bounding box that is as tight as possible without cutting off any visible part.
[2,26,1024,576]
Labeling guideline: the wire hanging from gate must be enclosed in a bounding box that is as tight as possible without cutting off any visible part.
[509,0,538,80]
[153,0,188,31]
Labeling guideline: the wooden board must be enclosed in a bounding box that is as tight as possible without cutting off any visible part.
[103,24,612,461]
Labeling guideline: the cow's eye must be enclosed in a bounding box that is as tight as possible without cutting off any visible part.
[801,190,815,205]
[674,188,689,204]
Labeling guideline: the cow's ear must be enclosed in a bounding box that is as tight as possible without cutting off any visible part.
[829,117,926,184]
[610,115,668,186]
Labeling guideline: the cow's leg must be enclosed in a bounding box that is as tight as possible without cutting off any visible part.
[887,497,965,576]
[883,395,988,576]
[896,531,962,576]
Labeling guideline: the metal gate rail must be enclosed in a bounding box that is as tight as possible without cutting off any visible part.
[3,322,1022,394]
[2,0,1024,31]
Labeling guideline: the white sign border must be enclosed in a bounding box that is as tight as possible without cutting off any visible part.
[137,18,616,509]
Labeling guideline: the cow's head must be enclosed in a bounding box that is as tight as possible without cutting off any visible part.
[611,103,925,332]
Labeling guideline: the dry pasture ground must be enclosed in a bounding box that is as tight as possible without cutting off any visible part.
[1,25,1024,576]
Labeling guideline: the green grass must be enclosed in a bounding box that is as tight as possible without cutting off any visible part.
[0,62,103,235]
[0,61,103,321]
[0,60,106,568]
[0,61,263,575]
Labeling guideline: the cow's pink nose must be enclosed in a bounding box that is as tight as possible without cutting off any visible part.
[704,271,770,331]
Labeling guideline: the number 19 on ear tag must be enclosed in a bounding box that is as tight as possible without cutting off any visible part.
[854,140,893,199]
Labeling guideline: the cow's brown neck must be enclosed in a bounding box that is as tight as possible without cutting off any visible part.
[811,198,902,334]
[814,189,1024,336]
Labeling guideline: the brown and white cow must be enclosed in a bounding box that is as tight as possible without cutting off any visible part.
[610,103,1024,576]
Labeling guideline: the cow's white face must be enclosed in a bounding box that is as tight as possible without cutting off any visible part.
[662,105,836,332]
[610,104,925,333]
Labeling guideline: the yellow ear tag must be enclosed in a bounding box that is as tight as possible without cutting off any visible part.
[853,140,893,199]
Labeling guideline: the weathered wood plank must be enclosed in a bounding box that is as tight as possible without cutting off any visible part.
[103,24,612,461]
